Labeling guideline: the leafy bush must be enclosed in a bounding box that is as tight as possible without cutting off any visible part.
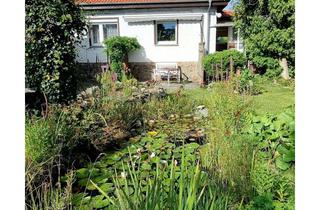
[234,68,263,95]
[246,108,295,209]
[203,49,246,76]
[25,0,86,102]
[104,36,141,79]
[234,0,295,77]
[246,108,295,171]
[248,193,275,210]
[25,111,74,164]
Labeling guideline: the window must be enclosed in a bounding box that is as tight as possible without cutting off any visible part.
[103,24,118,39]
[216,27,229,51]
[231,27,244,51]
[89,22,119,47]
[156,21,178,45]
[91,25,100,45]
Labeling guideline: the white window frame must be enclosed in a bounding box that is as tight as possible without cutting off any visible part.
[90,24,101,47]
[230,27,244,52]
[155,20,178,46]
[89,22,119,47]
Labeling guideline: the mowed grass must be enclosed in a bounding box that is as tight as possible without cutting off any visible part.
[184,80,295,115]
[252,82,295,115]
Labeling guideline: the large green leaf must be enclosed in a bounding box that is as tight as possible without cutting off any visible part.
[275,158,291,170]
[282,150,295,162]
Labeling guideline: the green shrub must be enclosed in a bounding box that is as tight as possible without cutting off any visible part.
[203,49,246,76]
[234,0,295,78]
[25,0,86,102]
[248,193,275,210]
[246,108,295,209]
[104,36,141,79]
[246,108,295,171]
[251,163,277,196]
[25,112,71,164]
[235,68,263,95]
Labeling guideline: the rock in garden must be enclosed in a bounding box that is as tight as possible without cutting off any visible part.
[148,120,155,127]
[195,105,209,118]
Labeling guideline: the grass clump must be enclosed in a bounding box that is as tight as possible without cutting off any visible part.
[200,81,254,200]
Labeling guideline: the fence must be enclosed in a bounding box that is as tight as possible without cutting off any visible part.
[205,56,240,84]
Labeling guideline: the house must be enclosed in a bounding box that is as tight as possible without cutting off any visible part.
[75,0,243,83]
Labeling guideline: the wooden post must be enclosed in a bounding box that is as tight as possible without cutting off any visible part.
[211,63,215,81]
[229,56,234,80]
[220,58,223,81]
[215,64,218,81]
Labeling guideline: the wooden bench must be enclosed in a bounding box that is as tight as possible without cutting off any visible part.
[153,63,181,83]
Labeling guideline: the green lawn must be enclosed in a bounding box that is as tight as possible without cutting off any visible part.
[184,81,295,115]
[252,82,295,115]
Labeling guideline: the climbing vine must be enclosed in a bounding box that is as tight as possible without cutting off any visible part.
[25,0,87,102]
[104,36,141,80]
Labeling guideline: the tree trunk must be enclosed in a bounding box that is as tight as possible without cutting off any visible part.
[279,58,290,80]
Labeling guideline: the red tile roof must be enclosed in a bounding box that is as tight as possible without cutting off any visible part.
[79,0,160,3]
[77,0,206,4]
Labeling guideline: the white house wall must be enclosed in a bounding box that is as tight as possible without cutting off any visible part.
[75,7,218,64]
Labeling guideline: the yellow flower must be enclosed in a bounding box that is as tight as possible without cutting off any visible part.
[148,131,158,137]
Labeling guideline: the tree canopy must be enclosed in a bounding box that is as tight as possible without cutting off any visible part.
[26,0,87,102]
[234,0,295,78]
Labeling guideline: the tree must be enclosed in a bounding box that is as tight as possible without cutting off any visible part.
[234,0,295,79]
[26,0,87,102]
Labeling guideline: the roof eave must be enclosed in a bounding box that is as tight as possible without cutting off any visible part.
[79,1,228,10]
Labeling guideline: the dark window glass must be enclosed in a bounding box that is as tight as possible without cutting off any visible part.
[157,22,176,42]
[103,24,118,40]
[92,25,100,44]
[216,27,228,51]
